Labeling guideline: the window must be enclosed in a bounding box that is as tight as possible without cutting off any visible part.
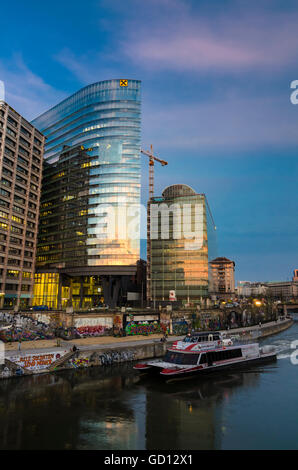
[4,146,14,158]
[8,258,20,266]
[14,195,25,205]
[11,226,23,234]
[21,284,30,292]
[3,156,14,168]
[5,137,16,148]
[16,174,27,185]
[2,167,12,178]
[0,199,9,209]
[9,248,21,256]
[15,185,26,195]
[0,189,10,198]
[7,270,19,278]
[20,126,31,138]
[0,210,9,219]
[18,156,29,167]
[10,236,22,245]
[32,165,40,173]
[1,178,12,188]
[6,127,16,138]
[22,271,32,279]
[5,284,18,291]
[12,205,24,215]
[163,351,199,365]
[19,136,30,148]
[17,165,28,175]
[11,215,23,224]
[7,116,17,128]
[18,146,29,157]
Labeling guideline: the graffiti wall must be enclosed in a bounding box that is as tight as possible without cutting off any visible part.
[74,316,113,337]
[125,321,165,336]
[9,350,68,371]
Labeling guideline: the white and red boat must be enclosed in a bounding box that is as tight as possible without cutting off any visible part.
[133,331,277,379]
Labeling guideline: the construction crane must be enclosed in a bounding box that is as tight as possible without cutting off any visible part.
[141,145,168,199]
[141,145,168,306]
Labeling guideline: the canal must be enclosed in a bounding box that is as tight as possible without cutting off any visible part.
[0,321,298,450]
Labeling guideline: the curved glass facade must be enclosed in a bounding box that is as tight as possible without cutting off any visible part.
[32,80,141,267]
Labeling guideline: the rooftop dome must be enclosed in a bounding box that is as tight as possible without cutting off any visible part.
[162,184,197,198]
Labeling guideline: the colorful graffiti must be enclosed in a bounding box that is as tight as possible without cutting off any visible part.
[0,328,55,343]
[125,321,166,336]
[70,357,89,368]
[172,321,189,336]
[76,325,111,337]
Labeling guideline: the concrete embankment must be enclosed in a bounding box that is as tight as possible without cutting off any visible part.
[1,318,293,379]
[221,317,293,340]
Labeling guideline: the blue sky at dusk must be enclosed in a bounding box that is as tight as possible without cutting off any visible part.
[0,0,297,282]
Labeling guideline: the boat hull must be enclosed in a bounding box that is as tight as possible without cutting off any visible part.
[134,352,277,380]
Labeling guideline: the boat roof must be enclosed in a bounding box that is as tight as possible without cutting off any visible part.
[169,343,255,354]
[186,331,222,337]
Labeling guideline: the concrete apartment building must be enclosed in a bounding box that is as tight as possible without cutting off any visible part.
[209,257,235,300]
[0,101,44,309]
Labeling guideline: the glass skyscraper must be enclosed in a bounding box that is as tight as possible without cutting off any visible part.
[148,184,217,305]
[31,80,142,309]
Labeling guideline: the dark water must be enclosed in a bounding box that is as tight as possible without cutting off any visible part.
[1,322,298,450]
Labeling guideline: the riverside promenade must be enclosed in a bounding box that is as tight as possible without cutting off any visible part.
[3,317,293,363]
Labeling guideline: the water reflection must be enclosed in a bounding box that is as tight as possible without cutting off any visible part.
[0,362,268,450]
[0,323,295,450]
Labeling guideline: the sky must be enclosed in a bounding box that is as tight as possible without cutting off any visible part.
[0,0,297,282]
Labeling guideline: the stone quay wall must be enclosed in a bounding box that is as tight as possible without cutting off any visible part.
[0,317,293,379]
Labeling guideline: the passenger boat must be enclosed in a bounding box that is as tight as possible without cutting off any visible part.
[133,331,277,379]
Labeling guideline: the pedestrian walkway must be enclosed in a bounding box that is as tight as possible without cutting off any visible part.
[4,318,291,359]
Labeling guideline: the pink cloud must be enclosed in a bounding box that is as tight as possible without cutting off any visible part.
[122,5,298,71]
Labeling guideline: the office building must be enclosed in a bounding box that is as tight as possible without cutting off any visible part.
[147,184,217,304]
[31,79,141,308]
[0,101,44,309]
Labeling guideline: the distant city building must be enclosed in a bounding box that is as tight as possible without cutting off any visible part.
[31,79,142,309]
[293,269,298,281]
[237,279,298,301]
[237,281,268,297]
[265,281,298,301]
[0,101,44,309]
[209,257,235,299]
[147,184,217,305]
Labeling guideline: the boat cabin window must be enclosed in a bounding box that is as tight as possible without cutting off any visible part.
[199,353,207,364]
[200,349,242,364]
[164,351,199,365]
[184,333,221,343]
